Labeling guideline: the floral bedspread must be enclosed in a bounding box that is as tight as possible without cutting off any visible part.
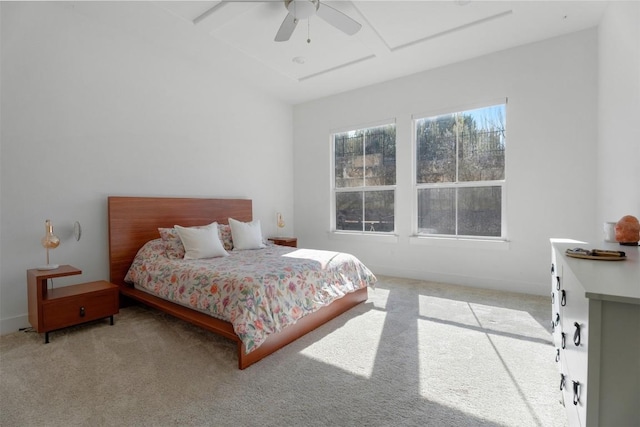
[125,239,377,353]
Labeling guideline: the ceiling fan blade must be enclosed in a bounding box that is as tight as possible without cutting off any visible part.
[316,2,361,36]
[275,13,297,42]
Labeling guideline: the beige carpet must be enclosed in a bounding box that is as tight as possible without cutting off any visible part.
[1,276,567,427]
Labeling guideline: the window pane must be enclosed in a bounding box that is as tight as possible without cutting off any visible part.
[416,115,456,184]
[458,105,505,182]
[458,187,502,237]
[336,192,363,231]
[415,103,506,239]
[333,123,395,234]
[417,188,455,235]
[334,131,364,188]
[364,190,394,232]
[365,125,396,186]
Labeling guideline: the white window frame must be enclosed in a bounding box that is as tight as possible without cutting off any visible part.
[330,119,397,236]
[411,100,508,242]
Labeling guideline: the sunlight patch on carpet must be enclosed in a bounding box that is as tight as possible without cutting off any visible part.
[416,294,557,426]
[418,317,520,425]
[298,309,386,378]
[467,302,551,342]
[367,286,391,309]
[419,295,479,327]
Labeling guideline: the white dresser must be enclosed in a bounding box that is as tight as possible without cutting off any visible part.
[550,238,640,427]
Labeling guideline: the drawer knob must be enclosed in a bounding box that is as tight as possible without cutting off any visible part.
[555,313,560,326]
[79,306,86,317]
[561,290,566,306]
[573,322,581,346]
[573,381,581,405]
[561,332,566,349]
[556,276,561,290]
[551,263,555,275]
[555,348,560,362]
[560,373,566,391]
[551,320,555,333]
[552,292,555,304]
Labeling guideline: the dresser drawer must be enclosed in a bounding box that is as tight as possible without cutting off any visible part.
[560,375,582,427]
[42,282,119,331]
[560,268,590,367]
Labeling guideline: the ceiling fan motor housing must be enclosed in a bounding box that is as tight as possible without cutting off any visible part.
[285,0,319,20]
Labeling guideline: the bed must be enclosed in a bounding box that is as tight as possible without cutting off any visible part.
[108,196,375,369]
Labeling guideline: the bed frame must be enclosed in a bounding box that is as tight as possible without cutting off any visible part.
[107,196,368,369]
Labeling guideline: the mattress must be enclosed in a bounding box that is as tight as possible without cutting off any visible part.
[125,239,376,353]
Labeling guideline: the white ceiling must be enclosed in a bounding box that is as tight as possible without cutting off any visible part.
[69,1,609,104]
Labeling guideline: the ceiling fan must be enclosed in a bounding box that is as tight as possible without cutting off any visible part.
[192,0,362,43]
[274,0,362,42]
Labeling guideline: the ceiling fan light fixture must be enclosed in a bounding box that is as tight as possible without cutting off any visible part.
[276,0,361,42]
[286,0,318,20]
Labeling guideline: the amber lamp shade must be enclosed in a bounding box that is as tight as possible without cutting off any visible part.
[614,215,640,246]
[38,219,60,270]
[276,212,285,236]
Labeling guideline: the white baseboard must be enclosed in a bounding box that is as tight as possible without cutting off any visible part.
[370,265,546,297]
[0,314,30,336]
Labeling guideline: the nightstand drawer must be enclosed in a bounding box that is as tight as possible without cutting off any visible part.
[268,237,297,248]
[42,282,119,331]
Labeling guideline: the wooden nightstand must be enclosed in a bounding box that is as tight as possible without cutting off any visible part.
[268,237,298,248]
[26,265,119,343]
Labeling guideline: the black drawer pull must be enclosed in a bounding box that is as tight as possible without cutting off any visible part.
[556,276,561,290]
[555,313,560,326]
[573,381,580,405]
[560,374,566,391]
[551,320,555,333]
[79,306,86,317]
[552,292,555,304]
[561,290,566,306]
[573,322,581,346]
[555,348,560,362]
[551,263,555,275]
[561,332,566,349]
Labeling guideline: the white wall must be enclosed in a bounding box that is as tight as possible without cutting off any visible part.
[293,29,599,296]
[0,2,293,333]
[597,1,640,224]
[3,2,636,333]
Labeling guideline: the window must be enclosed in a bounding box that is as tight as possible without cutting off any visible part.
[333,123,396,233]
[415,103,506,238]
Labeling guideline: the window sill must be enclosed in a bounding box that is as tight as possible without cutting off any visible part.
[328,231,399,244]
[409,236,510,250]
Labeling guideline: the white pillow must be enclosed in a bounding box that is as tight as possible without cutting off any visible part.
[174,223,229,259]
[228,218,266,250]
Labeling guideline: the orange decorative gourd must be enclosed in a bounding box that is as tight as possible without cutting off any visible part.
[615,215,640,245]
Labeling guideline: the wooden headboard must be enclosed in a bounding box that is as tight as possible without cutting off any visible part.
[108,196,252,287]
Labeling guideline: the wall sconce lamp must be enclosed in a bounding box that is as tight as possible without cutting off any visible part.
[37,219,60,270]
